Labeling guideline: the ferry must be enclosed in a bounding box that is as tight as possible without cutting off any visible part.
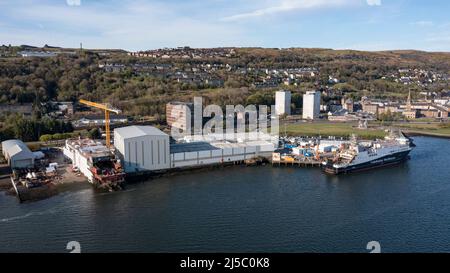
[322,132,414,174]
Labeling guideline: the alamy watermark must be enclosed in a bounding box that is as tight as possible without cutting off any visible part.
[169,97,279,144]
[367,241,381,253]
[66,241,81,253]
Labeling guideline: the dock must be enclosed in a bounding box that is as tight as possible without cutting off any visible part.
[272,159,322,167]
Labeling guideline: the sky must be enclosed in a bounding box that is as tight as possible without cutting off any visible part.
[0,0,449,52]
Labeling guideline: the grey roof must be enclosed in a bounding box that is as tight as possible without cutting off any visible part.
[2,139,18,152]
[80,114,128,120]
[114,126,168,139]
[2,139,28,153]
[1,139,34,160]
[170,142,220,154]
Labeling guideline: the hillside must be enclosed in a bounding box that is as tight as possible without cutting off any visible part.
[0,45,449,114]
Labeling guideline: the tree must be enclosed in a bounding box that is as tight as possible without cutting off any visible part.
[88,128,101,139]
[291,93,303,109]
[39,134,53,142]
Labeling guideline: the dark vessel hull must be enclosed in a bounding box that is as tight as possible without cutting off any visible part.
[323,150,412,175]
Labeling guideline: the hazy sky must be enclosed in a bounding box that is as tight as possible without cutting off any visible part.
[0,0,449,51]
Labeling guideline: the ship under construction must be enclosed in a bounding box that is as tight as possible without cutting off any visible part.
[63,138,125,191]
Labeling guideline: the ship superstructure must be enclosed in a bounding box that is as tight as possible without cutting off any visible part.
[322,132,414,174]
[63,138,125,190]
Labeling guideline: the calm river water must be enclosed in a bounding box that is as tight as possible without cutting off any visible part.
[1,137,449,253]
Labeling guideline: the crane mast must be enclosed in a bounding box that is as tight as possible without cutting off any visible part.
[79,99,121,148]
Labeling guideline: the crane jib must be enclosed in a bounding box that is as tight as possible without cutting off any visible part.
[79,99,121,148]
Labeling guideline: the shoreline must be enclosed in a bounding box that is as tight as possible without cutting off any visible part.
[1,134,446,203]
[0,178,88,202]
[125,160,266,184]
[402,130,450,139]
[0,164,88,202]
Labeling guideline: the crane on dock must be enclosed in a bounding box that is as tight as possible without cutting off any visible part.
[79,99,121,148]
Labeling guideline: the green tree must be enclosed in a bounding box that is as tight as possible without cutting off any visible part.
[39,134,53,142]
[88,128,101,139]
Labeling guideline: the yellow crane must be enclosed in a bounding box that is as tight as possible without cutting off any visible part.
[79,99,121,148]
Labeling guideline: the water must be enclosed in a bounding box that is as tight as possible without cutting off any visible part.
[1,137,449,253]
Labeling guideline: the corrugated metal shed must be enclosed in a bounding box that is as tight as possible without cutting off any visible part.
[1,139,35,169]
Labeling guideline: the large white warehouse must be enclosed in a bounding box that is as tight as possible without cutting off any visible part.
[114,125,276,173]
[114,126,170,173]
[1,139,35,169]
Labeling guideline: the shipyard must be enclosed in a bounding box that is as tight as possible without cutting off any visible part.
[1,48,448,203]
[0,121,415,202]
[273,131,414,174]
[0,89,432,202]
[3,0,450,259]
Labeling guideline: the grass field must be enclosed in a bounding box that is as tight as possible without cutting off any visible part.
[283,121,450,140]
[284,122,387,139]
[392,122,450,137]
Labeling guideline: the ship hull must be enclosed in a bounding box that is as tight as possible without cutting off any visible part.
[323,150,412,175]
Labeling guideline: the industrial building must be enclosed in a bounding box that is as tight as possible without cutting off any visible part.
[114,126,171,173]
[170,140,275,169]
[275,90,291,116]
[1,139,35,169]
[303,91,321,119]
[62,124,276,186]
[113,125,276,173]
